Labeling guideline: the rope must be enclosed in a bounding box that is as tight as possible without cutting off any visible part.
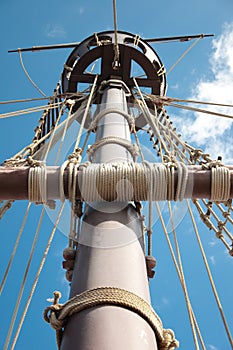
[143,161,154,256]
[76,162,189,202]
[133,81,170,155]
[90,108,135,132]
[28,162,47,204]
[174,161,189,201]
[0,102,62,119]
[149,94,233,109]
[98,79,131,96]
[44,287,179,350]
[67,161,81,248]
[156,202,206,349]
[30,100,88,159]
[87,137,138,161]
[167,202,205,349]
[42,101,66,161]
[18,50,47,97]
[4,208,45,350]
[55,100,75,164]
[0,96,58,105]
[166,101,233,121]
[166,36,203,75]
[73,74,98,152]
[0,203,31,295]
[187,200,233,348]
[210,165,231,202]
[10,202,65,350]
[0,200,14,219]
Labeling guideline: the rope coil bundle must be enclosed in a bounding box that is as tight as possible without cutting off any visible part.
[28,160,47,204]
[210,165,231,202]
[44,287,179,350]
[77,161,188,202]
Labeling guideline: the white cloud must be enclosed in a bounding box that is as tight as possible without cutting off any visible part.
[162,297,169,305]
[174,23,233,163]
[79,7,84,15]
[208,345,218,350]
[208,240,217,247]
[45,24,67,38]
[209,255,216,265]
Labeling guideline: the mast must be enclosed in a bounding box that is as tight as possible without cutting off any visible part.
[60,80,158,349]
[59,30,168,350]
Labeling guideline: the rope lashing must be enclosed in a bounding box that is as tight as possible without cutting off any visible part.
[77,162,188,202]
[44,287,179,350]
[98,79,131,96]
[86,137,138,161]
[202,161,231,202]
[27,157,55,208]
[94,32,102,47]
[211,166,230,202]
[90,108,135,132]
[28,160,47,204]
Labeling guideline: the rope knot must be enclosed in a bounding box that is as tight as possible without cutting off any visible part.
[44,287,178,349]
[27,156,45,167]
[68,148,82,164]
[200,213,213,230]
[44,291,63,331]
[160,329,179,349]
[216,231,224,240]
[190,149,203,164]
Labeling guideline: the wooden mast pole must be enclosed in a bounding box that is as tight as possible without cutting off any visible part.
[60,80,158,349]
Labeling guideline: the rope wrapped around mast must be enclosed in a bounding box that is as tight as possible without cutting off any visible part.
[44,287,179,350]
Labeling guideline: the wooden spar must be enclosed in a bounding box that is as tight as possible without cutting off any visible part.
[0,165,233,201]
[60,81,158,349]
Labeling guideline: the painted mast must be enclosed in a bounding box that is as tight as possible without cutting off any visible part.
[59,31,168,350]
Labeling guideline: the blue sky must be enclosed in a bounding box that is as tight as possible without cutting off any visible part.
[1,1,233,350]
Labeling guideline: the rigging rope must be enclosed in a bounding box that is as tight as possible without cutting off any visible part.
[73,74,98,153]
[156,202,206,350]
[0,203,31,295]
[149,94,233,108]
[42,101,66,161]
[187,200,233,348]
[4,207,45,350]
[18,50,47,97]
[10,202,65,350]
[55,101,75,164]
[0,102,62,119]
[167,202,206,349]
[165,101,233,120]
[166,36,203,75]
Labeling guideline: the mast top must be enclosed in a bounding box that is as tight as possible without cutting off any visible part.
[61,30,167,100]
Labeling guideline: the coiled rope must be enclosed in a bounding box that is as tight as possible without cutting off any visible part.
[44,287,179,350]
[76,162,188,202]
